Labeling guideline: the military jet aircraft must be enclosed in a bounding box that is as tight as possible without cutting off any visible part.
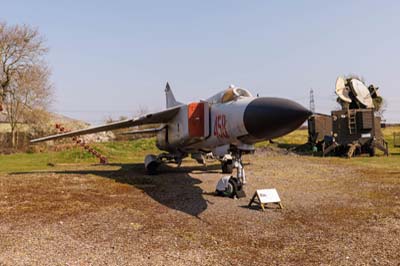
[31,83,311,195]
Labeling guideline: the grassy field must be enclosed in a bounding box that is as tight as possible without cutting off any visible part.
[0,139,158,173]
[258,126,400,169]
[0,127,399,173]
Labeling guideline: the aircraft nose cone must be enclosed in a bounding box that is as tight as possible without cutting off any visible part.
[243,97,312,140]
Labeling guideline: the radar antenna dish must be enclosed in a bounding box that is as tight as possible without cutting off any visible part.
[335,76,352,103]
[349,78,374,108]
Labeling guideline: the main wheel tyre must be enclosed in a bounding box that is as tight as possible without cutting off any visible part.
[146,161,159,175]
[221,161,233,174]
[145,154,160,175]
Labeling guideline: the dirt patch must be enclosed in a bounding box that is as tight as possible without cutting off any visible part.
[0,150,399,265]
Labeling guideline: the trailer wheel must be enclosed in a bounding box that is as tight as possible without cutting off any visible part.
[369,147,376,157]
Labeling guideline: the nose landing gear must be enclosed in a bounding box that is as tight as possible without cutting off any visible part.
[216,151,246,198]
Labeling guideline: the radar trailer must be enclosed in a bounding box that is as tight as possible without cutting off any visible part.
[308,77,388,158]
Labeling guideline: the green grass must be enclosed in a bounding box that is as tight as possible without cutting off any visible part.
[255,129,309,149]
[0,138,158,173]
[0,127,399,174]
[256,126,400,170]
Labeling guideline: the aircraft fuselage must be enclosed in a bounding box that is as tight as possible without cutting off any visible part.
[156,95,311,157]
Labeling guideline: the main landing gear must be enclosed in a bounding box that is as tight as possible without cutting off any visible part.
[144,153,184,175]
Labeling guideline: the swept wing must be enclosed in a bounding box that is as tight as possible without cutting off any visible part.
[31,106,181,143]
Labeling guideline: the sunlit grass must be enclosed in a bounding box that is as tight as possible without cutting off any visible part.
[0,138,158,173]
[1,126,399,174]
[255,126,400,170]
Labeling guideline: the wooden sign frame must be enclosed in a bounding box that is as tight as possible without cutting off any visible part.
[248,189,283,211]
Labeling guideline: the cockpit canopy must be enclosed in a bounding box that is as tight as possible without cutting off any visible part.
[207,85,253,104]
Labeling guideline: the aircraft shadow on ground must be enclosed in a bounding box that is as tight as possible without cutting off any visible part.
[11,163,221,218]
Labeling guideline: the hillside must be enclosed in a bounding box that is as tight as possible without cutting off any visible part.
[0,111,88,133]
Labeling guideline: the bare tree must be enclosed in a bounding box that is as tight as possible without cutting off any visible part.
[0,22,51,148]
[21,66,53,138]
[135,105,149,117]
[0,22,46,87]
[4,65,52,147]
[374,97,387,119]
[0,22,47,112]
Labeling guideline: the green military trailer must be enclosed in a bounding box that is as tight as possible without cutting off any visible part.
[322,108,388,157]
[307,113,332,149]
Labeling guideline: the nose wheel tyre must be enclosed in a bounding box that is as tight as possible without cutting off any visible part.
[223,178,238,198]
[223,177,245,198]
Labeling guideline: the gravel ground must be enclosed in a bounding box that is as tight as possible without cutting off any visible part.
[0,150,399,265]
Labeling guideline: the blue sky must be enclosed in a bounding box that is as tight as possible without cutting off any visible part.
[2,0,399,123]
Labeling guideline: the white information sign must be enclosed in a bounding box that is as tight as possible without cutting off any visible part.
[256,189,281,204]
[361,133,372,138]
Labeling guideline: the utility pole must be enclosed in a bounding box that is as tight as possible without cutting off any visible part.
[309,88,315,113]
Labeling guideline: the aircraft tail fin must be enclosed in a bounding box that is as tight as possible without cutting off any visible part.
[165,82,182,108]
